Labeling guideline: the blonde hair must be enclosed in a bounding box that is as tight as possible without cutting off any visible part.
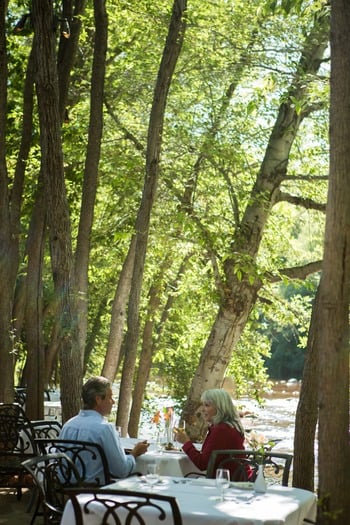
[201,388,245,436]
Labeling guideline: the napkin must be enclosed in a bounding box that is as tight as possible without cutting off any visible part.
[190,478,216,486]
[230,481,254,490]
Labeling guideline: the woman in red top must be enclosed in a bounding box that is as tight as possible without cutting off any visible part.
[174,388,250,479]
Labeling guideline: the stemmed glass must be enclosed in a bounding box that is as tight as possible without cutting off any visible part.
[174,418,185,448]
[216,468,230,501]
[145,462,160,490]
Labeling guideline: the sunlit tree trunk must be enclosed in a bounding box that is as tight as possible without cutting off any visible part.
[116,0,188,435]
[102,236,136,380]
[183,10,330,438]
[75,0,108,362]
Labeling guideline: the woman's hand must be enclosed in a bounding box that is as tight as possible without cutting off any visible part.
[173,428,190,445]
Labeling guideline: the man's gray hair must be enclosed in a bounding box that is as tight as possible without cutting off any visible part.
[82,376,111,409]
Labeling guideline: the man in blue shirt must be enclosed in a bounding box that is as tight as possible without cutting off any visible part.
[59,376,148,482]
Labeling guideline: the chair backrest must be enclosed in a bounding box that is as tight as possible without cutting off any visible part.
[64,488,183,525]
[0,402,37,458]
[14,387,27,407]
[22,452,83,524]
[0,403,38,497]
[35,438,112,485]
[30,420,62,439]
[207,449,293,486]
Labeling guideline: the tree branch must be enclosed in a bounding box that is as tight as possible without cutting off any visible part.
[267,260,322,283]
[275,190,326,212]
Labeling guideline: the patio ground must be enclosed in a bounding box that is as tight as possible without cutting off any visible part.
[0,488,37,525]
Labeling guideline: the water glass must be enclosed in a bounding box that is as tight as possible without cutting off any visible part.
[145,462,160,490]
[216,468,230,501]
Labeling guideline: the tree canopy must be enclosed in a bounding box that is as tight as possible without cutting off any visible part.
[3,2,350,521]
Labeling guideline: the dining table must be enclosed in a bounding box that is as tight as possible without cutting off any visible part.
[120,437,203,478]
[60,475,317,525]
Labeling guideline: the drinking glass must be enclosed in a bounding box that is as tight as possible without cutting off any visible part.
[216,468,230,501]
[177,419,186,432]
[145,462,160,490]
[174,418,185,448]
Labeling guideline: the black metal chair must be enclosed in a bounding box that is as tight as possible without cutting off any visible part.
[207,449,293,486]
[22,452,83,525]
[64,487,183,525]
[30,420,62,439]
[35,438,113,486]
[14,387,27,407]
[0,403,38,499]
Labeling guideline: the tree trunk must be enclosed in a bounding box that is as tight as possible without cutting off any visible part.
[75,0,108,361]
[102,236,136,380]
[128,257,172,436]
[57,0,87,122]
[293,289,320,491]
[0,0,20,403]
[315,2,350,523]
[24,179,46,420]
[183,9,330,438]
[116,0,188,435]
[31,0,82,422]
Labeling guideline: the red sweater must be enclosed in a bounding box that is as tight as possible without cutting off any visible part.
[183,422,249,479]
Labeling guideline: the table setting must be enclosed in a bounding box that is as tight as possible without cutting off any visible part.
[120,437,203,478]
[60,472,317,525]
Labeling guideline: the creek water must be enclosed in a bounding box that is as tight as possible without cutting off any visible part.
[238,379,301,454]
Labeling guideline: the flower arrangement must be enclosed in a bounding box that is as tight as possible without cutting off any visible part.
[151,406,174,443]
[246,431,275,463]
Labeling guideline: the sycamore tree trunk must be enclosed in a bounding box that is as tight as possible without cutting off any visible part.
[116,0,188,436]
[315,2,350,524]
[183,10,330,437]
[31,0,82,422]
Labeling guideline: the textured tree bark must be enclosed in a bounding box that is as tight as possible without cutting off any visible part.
[31,0,82,422]
[102,236,136,380]
[0,0,20,403]
[116,0,188,435]
[75,0,108,363]
[315,2,350,523]
[293,289,320,491]
[183,10,330,440]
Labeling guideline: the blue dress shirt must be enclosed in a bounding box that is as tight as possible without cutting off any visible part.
[59,409,136,482]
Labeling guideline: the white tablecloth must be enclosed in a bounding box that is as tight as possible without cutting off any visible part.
[120,438,203,478]
[135,450,203,478]
[60,476,317,525]
[44,401,62,421]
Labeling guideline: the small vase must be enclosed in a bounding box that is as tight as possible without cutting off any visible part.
[165,426,172,444]
[254,464,267,493]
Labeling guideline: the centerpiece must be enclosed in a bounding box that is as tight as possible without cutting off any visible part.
[151,406,174,448]
[245,431,275,493]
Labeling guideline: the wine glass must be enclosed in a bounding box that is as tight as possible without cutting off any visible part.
[178,419,186,434]
[174,418,185,448]
[216,468,230,501]
[145,462,159,490]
